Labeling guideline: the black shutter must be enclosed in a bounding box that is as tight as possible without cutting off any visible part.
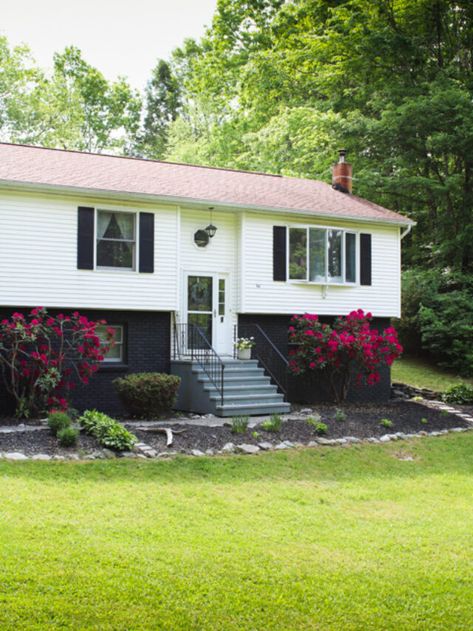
[273,226,287,281]
[77,206,94,270]
[139,212,154,273]
[360,233,372,285]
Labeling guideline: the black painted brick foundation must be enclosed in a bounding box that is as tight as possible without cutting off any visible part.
[0,308,171,416]
[238,314,392,404]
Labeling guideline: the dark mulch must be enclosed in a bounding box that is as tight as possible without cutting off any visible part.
[128,401,469,453]
[0,429,99,455]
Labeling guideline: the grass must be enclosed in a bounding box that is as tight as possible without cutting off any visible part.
[2,437,473,629]
[392,356,473,392]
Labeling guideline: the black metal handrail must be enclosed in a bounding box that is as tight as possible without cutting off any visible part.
[173,323,225,407]
[237,323,289,396]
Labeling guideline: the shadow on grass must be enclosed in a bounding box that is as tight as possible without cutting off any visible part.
[1,433,473,487]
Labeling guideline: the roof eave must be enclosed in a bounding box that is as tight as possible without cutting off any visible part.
[0,179,416,227]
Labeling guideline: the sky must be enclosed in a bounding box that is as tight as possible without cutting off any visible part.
[1,0,217,90]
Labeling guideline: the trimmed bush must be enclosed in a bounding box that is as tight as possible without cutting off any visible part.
[442,384,473,405]
[57,426,79,447]
[114,373,181,418]
[48,411,72,435]
[79,409,137,451]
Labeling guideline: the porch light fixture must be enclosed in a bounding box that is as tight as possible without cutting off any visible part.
[205,207,217,238]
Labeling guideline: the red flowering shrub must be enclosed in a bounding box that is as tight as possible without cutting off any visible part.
[288,309,403,402]
[0,308,114,418]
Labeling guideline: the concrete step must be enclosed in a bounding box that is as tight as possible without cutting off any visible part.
[215,402,291,417]
[203,384,278,395]
[193,365,264,376]
[197,374,272,386]
[209,392,285,404]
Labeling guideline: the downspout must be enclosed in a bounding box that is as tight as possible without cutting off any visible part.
[400,224,412,240]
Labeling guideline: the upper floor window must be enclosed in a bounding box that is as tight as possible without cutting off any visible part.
[288,226,357,284]
[96,210,136,270]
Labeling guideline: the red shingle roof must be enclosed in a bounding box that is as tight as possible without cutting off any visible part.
[0,143,412,225]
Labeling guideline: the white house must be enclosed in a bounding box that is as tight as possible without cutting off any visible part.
[0,143,413,416]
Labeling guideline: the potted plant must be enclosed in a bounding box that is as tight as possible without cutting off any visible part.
[235,336,255,360]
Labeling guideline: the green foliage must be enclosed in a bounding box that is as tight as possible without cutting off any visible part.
[135,59,181,159]
[307,417,327,435]
[260,414,282,433]
[397,269,473,375]
[335,409,347,423]
[380,419,394,429]
[231,415,249,434]
[79,410,137,451]
[251,431,260,440]
[113,373,181,418]
[47,412,72,435]
[442,384,473,405]
[57,426,79,447]
[421,418,429,425]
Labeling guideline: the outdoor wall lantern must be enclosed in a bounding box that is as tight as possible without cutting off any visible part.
[205,207,217,238]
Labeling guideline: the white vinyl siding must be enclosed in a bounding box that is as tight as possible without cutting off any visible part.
[240,212,401,318]
[0,191,178,311]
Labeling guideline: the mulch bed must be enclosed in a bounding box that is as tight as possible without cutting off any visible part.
[0,400,470,457]
[0,429,99,456]
[128,401,470,453]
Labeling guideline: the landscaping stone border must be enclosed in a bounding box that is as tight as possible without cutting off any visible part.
[1,399,473,461]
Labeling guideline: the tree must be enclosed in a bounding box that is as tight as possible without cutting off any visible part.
[136,59,181,159]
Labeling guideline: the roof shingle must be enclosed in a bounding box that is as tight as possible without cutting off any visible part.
[0,143,412,225]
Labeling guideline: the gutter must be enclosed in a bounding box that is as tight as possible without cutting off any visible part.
[400,224,413,239]
[0,179,415,228]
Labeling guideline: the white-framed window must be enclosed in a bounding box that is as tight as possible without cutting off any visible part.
[288,226,357,285]
[96,210,136,270]
[96,324,125,363]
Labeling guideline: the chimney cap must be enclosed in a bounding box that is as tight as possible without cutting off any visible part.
[338,149,347,163]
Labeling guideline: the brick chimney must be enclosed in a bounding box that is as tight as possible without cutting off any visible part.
[332,149,352,194]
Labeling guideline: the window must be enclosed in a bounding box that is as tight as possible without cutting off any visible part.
[96,324,125,363]
[288,227,357,284]
[218,278,225,317]
[96,210,136,269]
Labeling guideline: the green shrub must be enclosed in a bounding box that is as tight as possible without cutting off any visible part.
[231,416,249,434]
[307,417,328,435]
[379,418,393,429]
[306,415,321,427]
[260,414,282,433]
[442,383,473,405]
[397,269,473,375]
[113,373,181,418]
[80,410,137,451]
[420,417,429,425]
[48,412,72,435]
[335,408,347,422]
[57,426,79,447]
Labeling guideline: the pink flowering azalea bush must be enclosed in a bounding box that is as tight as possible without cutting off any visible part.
[288,309,403,402]
[0,307,114,418]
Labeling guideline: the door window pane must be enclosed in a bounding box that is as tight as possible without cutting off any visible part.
[309,228,326,282]
[188,276,213,311]
[327,230,342,283]
[345,233,356,283]
[289,228,307,280]
[218,278,225,316]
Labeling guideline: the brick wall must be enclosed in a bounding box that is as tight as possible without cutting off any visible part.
[0,308,171,417]
[238,314,392,404]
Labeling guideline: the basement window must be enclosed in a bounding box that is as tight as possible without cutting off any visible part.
[96,324,125,363]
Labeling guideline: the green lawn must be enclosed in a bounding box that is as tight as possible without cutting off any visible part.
[392,356,472,392]
[2,438,473,630]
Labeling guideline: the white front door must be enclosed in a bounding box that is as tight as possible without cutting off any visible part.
[185,273,233,355]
